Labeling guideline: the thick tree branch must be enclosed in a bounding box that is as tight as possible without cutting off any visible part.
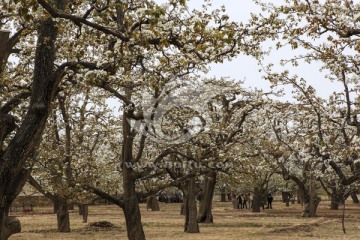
[0,92,31,114]
[84,184,124,208]
[37,0,129,41]
[28,175,57,201]
[328,161,359,186]
[137,172,201,199]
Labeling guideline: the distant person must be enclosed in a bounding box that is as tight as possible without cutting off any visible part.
[267,193,273,209]
[247,193,252,209]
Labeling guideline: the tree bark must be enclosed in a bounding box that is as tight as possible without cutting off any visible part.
[220,192,226,202]
[327,181,344,210]
[330,198,339,210]
[82,205,88,223]
[53,199,60,214]
[0,216,21,240]
[121,103,146,240]
[146,196,160,211]
[57,201,70,232]
[68,203,74,210]
[0,171,30,239]
[302,196,321,217]
[122,179,145,240]
[302,175,320,217]
[351,191,359,204]
[282,171,320,217]
[184,177,199,233]
[281,192,286,203]
[282,191,291,207]
[0,31,10,74]
[252,187,261,212]
[0,14,61,239]
[29,174,72,232]
[180,194,187,215]
[197,171,216,223]
[78,204,83,215]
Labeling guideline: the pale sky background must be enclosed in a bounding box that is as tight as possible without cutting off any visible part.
[157,0,344,101]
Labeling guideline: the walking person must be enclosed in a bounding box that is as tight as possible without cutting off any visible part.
[267,193,273,209]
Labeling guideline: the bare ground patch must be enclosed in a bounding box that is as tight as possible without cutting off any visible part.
[9,200,360,240]
[269,218,335,233]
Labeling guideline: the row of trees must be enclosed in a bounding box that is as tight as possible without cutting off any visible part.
[1,0,359,240]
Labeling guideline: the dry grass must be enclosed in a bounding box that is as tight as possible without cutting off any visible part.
[9,200,360,240]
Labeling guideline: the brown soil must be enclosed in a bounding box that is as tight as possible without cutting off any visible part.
[9,200,360,240]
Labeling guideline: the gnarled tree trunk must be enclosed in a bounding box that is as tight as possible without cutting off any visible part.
[122,178,145,240]
[180,193,187,215]
[282,171,320,217]
[302,174,320,217]
[146,196,160,211]
[0,6,63,238]
[0,170,29,240]
[351,191,359,204]
[220,192,226,202]
[0,31,10,73]
[68,203,74,210]
[122,108,145,240]
[0,216,21,240]
[184,177,199,233]
[0,196,20,240]
[57,200,70,232]
[302,196,321,217]
[327,181,344,210]
[197,171,216,223]
[281,192,291,205]
[252,187,262,212]
[53,199,60,214]
[28,176,71,230]
[82,205,89,223]
[78,204,83,215]
[330,197,340,210]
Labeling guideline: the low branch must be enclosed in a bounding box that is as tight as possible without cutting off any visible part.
[84,184,125,208]
[137,172,202,199]
[328,161,359,186]
[136,149,196,179]
[28,175,57,202]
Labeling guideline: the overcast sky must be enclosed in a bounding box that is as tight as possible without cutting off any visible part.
[156,0,343,101]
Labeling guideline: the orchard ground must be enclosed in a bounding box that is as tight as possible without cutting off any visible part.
[9,200,360,240]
